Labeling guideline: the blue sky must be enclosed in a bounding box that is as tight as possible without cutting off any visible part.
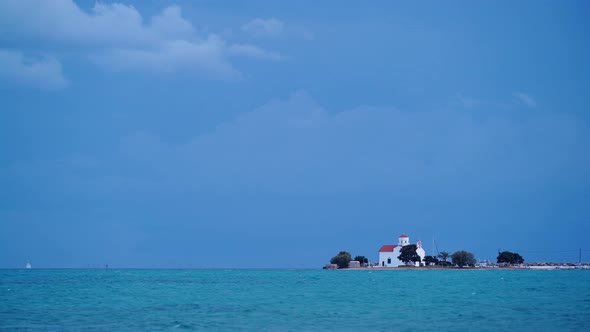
[1,0,589,268]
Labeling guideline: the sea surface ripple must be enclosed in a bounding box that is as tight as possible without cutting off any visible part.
[1,269,589,331]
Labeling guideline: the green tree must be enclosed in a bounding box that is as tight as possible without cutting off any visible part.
[451,250,476,267]
[330,251,352,269]
[397,244,421,265]
[423,255,439,266]
[354,256,369,265]
[438,251,450,263]
[497,251,524,265]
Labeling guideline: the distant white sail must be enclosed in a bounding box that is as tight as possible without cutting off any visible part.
[25,262,32,269]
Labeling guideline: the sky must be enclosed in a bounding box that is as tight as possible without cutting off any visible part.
[1,0,589,268]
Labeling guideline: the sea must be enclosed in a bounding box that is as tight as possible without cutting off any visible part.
[1,269,589,331]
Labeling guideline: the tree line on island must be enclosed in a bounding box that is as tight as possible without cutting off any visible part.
[329,252,368,269]
[327,249,525,269]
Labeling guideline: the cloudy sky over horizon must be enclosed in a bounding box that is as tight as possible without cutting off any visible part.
[1,0,589,268]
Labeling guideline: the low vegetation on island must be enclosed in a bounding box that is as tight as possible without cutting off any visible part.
[497,251,524,265]
[329,251,352,269]
[438,251,450,264]
[423,255,439,265]
[451,250,477,267]
[326,248,528,269]
[397,244,421,265]
[354,255,369,265]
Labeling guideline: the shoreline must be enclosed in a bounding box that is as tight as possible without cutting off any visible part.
[342,265,590,271]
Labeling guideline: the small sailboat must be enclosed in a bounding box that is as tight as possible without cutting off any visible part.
[25,261,32,269]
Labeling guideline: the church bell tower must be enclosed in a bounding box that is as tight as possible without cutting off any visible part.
[398,234,409,246]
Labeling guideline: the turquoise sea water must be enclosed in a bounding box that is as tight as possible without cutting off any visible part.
[1,269,589,331]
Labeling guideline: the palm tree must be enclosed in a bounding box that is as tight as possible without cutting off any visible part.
[438,251,450,265]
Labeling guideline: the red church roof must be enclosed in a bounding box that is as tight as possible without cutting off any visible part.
[379,245,398,252]
[399,234,409,238]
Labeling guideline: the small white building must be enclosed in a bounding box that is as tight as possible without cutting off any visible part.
[378,234,426,267]
[348,261,361,268]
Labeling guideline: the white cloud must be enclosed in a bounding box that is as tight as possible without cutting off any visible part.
[242,18,285,37]
[5,91,588,201]
[0,1,282,82]
[0,1,146,45]
[240,17,314,40]
[0,50,67,89]
[111,91,588,195]
[513,92,537,108]
[91,38,238,79]
[228,44,284,61]
[0,1,195,46]
[149,6,195,40]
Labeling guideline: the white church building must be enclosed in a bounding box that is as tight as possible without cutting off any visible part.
[378,234,426,267]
